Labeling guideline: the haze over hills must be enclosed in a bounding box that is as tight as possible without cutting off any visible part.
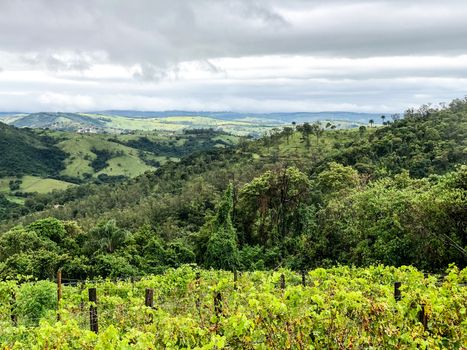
[95,110,383,122]
[0,110,381,135]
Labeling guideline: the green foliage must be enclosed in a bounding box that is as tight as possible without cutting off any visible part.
[0,127,240,220]
[0,98,466,276]
[90,147,117,172]
[315,161,360,199]
[0,194,21,220]
[0,122,66,178]
[0,226,43,261]
[332,101,466,178]
[0,266,466,348]
[238,166,311,247]
[14,280,56,326]
[93,254,139,278]
[319,166,467,270]
[204,184,240,270]
[238,245,265,270]
[165,240,196,267]
[27,217,67,244]
[0,231,67,279]
[87,219,129,254]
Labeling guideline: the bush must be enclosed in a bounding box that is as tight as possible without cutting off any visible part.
[15,281,56,326]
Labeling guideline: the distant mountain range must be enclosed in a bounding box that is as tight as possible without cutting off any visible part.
[93,110,383,123]
[0,110,383,134]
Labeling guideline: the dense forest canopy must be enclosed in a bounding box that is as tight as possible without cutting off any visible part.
[0,98,466,279]
[0,123,66,177]
[0,127,240,220]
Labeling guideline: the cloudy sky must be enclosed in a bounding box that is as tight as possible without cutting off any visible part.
[0,0,466,113]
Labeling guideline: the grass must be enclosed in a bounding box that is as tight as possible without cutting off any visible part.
[0,177,12,193]
[19,176,75,194]
[244,128,365,163]
[0,175,75,201]
[5,195,25,205]
[56,133,154,178]
[82,114,278,135]
[0,127,239,203]
[96,155,153,177]
[52,130,239,180]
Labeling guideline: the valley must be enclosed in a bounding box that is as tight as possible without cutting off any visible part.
[0,110,376,135]
[0,125,240,214]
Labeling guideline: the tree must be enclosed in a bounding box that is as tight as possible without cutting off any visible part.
[0,226,42,260]
[282,126,294,144]
[315,162,360,201]
[204,184,239,270]
[359,125,366,138]
[311,122,324,146]
[27,217,67,244]
[238,167,311,246]
[381,115,386,124]
[297,122,312,149]
[88,219,129,254]
[369,119,375,128]
[318,167,466,269]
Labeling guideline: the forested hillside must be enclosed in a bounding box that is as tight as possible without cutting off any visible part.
[0,122,66,177]
[0,99,465,279]
[0,127,239,219]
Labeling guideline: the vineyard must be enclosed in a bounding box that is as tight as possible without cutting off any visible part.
[0,265,466,349]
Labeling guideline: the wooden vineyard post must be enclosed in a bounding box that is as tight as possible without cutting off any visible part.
[394,282,401,301]
[280,274,285,289]
[145,288,154,308]
[214,291,222,318]
[57,270,62,321]
[233,270,238,290]
[89,288,98,333]
[10,291,17,327]
[418,304,428,331]
[301,270,306,287]
[145,288,154,323]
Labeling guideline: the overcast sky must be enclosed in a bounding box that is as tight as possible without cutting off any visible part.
[0,0,466,113]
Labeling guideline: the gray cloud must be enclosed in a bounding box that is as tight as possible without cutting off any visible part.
[0,0,466,112]
[20,52,94,71]
[1,0,467,67]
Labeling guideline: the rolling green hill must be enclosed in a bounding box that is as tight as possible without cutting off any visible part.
[4,99,465,229]
[0,111,371,136]
[0,126,240,210]
[0,98,465,279]
[0,122,67,178]
[0,112,278,135]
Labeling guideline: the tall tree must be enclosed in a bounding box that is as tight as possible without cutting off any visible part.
[88,219,128,253]
[238,167,311,246]
[297,122,312,149]
[311,122,324,146]
[282,126,294,144]
[204,184,239,270]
